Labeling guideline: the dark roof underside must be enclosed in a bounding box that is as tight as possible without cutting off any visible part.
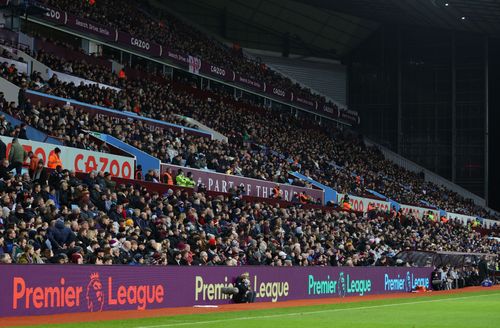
[301,0,500,36]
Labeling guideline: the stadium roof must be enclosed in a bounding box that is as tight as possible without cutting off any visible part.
[163,0,500,59]
[301,0,500,36]
[158,0,379,59]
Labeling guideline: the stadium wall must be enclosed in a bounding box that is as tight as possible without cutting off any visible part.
[0,265,432,317]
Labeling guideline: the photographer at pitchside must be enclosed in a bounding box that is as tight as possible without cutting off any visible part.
[233,272,257,303]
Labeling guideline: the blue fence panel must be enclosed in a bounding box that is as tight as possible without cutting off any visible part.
[26,90,212,138]
[91,132,160,172]
[0,110,63,145]
[289,171,337,204]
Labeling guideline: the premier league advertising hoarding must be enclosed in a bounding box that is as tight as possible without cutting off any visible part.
[0,265,431,317]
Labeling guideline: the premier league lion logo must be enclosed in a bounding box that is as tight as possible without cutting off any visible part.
[86,272,105,312]
[337,272,347,297]
[405,272,413,292]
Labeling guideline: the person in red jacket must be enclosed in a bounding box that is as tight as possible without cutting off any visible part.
[271,184,282,199]
[299,192,309,204]
[28,151,39,178]
[118,68,127,80]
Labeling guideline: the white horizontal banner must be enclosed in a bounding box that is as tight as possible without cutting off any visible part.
[400,204,439,219]
[0,136,134,179]
[446,212,477,225]
[51,70,121,92]
[337,193,390,213]
[482,219,498,229]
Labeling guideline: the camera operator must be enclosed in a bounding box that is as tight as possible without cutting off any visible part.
[233,272,256,303]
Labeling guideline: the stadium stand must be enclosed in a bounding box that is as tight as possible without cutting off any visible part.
[41,0,338,109]
[0,1,497,271]
[0,160,497,266]
[1,37,498,221]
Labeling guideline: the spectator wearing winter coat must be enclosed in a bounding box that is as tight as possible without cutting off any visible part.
[48,219,74,250]
[0,159,11,180]
[0,138,6,161]
[32,160,48,186]
[18,123,28,140]
[8,138,26,175]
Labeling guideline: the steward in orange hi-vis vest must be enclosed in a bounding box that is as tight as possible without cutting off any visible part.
[47,148,62,169]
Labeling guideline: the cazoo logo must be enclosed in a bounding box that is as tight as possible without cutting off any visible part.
[272,88,285,97]
[210,65,226,76]
[44,8,65,23]
[130,38,150,50]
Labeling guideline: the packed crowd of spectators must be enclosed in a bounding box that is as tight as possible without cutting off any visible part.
[40,0,336,107]
[1,39,499,221]
[0,150,497,266]
[1,52,311,187]
[35,44,500,217]
[0,44,499,270]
